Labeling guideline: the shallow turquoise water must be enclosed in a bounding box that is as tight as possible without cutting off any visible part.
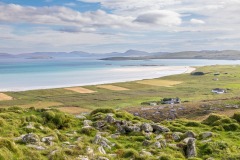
[0,58,239,91]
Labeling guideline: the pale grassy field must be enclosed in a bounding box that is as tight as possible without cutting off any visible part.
[96,85,129,91]
[0,93,13,101]
[65,87,97,93]
[18,101,63,108]
[136,79,183,87]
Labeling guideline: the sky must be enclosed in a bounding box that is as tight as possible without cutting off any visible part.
[0,0,240,54]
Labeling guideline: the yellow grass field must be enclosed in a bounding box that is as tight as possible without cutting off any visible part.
[0,93,13,101]
[136,79,183,87]
[18,101,63,108]
[96,85,129,91]
[65,87,96,93]
[57,107,90,114]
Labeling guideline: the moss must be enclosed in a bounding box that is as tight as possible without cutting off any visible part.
[48,150,67,160]
[159,154,174,160]
[57,133,68,142]
[0,138,18,153]
[199,143,213,155]
[186,121,202,127]
[80,127,97,136]
[43,111,56,121]
[122,148,139,158]
[90,108,115,115]
[0,147,14,160]
[223,123,239,131]
[211,125,224,131]
[115,111,134,121]
[0,118,6,127]
[202,114,227,125]
[20,148,43,160]
[213,118,234,126]
[232,112,240,123]
[42,110,72,129]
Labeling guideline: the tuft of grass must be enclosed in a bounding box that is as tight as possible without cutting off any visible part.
[232,112,240,122]
[90,108,115,115]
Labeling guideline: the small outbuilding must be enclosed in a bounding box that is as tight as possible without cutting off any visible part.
[212,88,226,94]
[161,97,181,104]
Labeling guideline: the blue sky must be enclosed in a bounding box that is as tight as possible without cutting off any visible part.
[0,0,240,54]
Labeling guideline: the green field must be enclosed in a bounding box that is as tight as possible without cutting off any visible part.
[1,65,240,113]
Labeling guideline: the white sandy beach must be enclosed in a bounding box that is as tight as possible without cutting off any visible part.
[0,66,195,92]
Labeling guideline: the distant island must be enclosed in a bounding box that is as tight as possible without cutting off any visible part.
[1,50,240,60]
[100,50,240,60]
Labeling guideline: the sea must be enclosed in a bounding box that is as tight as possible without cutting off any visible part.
[0,58,240,91]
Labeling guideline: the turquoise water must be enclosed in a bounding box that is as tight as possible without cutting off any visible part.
[0,58,240,91]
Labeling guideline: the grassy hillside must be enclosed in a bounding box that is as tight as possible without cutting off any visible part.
[0,107,239,160]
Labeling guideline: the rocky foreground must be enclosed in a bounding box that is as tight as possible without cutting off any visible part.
[0,107,240,160]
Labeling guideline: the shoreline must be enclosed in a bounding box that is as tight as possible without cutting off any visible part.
[1,66,195,92]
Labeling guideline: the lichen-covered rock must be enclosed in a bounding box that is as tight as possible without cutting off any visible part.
[141,123,153,132]
[200,132,213,139]
[94,121,106,129]
[77,155,89,160]
[22,133,39,144]
[98,146,106,154]
[142,140,151,146]
[41,136,54,146]
[184,131,196,138]
[160,139,167,148]
[172,132,183,141]
[86,146,94,157]
[124,124,141,133]
[25,122,35,129]
[155,134,164,140]
[154,141,162,148]
[27,144,45,150]
[186,138,197,158]
[93,134,112,149]
[83,120,93,127]
[151,124,170,133]
[105,115,115,124]
[97,157,109,160]
[140,149,152,157]
[93,134,102,144]
[76,115,87,120]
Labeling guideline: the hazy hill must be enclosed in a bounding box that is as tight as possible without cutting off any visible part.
[2,50,240,60]
[0,53,15,58]
[153,50,240,60]
[101,50,240,60]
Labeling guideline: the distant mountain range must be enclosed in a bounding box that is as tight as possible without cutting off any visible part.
[1,50,240,60]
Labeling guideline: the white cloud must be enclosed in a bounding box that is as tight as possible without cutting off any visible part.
[1,0,240,53]
[134,10,181,26]
[190,19,205,25]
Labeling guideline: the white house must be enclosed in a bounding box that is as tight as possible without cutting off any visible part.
[212,88,226,94]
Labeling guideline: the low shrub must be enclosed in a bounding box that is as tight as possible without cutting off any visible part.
[213,118,234,126]
[115,111,134,121]
[42,110,72,129]
[90,108,115,115]
[122,148,139,158]
[80,127,97,136]
[202,114,227,125]
[223,123,239,131]
[232,112,240,123]
[0,138,18,153]
[0,147,14,160]
[186,121,202,127]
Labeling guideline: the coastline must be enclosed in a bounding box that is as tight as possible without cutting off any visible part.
[0,66,195,92]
